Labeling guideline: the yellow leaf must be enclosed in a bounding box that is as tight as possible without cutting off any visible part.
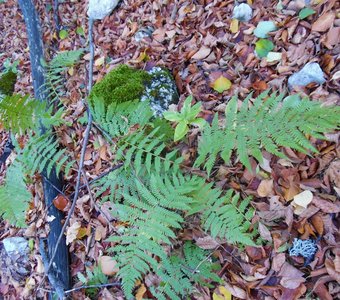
[94,56,105,67]
[212,76,232,93]
[68,67,74,76]
[135,284,147,300]
[213,286,232,300]
[230,19,239,34]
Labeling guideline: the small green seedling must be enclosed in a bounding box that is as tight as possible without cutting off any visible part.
[163,95,206,141]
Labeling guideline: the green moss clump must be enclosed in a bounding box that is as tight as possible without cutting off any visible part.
[89,64,151,107]
[0,71,17,96]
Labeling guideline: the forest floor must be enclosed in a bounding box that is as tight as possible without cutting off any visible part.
[0,0,339,299]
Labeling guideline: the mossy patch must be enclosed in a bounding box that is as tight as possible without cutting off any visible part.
[89,64,151,107]
[0,71,17,96]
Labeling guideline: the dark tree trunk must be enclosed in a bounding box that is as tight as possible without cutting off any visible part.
[18,0,70,296]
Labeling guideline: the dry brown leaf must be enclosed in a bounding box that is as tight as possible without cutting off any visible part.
[135,284,147,300]
[196,236,220,250]
[222,282,247,299]
[66,222,81,245]
[313,197,340,213]
[325,258,340,283]
[311,12,335,32]
[258,222,272,242]
[99,256,119,276]
[279,262,306,289]
[191,46,211,60]
[257,179,274,197]
[272,253,286,272]
[311,214,324,236]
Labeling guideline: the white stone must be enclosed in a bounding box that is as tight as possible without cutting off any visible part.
[88,0,120,20]
[3,237,29,255]
[232,3,252,22]
[288,62,325,87]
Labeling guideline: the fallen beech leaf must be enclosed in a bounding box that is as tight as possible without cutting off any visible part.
[211,75,232,93]
[196,236,219,249]
[255,39,274,58]
[257,179,274,197]
[279,262,306,289]
[191,46,211,60]
[66,222,81,245]
[311,12,335,32]
[95,56,105,66]
[258,222,272,242]
[135,284,147,300]
[266,52,282,62]
[311,214,324,236]
[222,282,246,299]
[230,19,239,34]
[293,190,313,207]
[53,194,69,211]
[298,7,315,20]
[213,286,232,300]
[313,197,340,213]
[59,29,68,39]
[99,256,119,276]
[325,258,340,283]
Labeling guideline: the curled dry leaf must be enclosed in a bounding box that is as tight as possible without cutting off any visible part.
[311,12,335,32]
[196,236,219,250]
[221,282,247,299]
[191,46,211,60]
[99,256,119,276]
[279,262,306,289]
[291,190,313,215]
[312,197,340,213]
[257,179,274,197]
[66,222,81,245]
[258,222,272,242]
[325,258,340,283]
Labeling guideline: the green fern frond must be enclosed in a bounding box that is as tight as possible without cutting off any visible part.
[16,132,74,177]
[0,162,31,227]
[116,127,183,175]
[202,189,257,246]
[196,91,340,172]
[151,242,221,300]
[89,95,153,138]
[41,49,83,103]
[107,174,203,298]
[0,94,63,134]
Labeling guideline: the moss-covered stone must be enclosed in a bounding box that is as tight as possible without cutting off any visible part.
[0,71,17,96]
[89,64,151,107]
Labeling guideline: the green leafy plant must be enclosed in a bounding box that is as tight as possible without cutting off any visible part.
[0,50,81,227]
[77,265,108,298]
[195,90,340,174]
[163,95,206,141]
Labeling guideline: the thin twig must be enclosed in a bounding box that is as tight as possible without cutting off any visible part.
[81,168,115,231]
[38,17,96,293]
[64,282,121,294]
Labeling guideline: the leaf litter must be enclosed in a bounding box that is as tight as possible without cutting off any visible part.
[0,0,339,299]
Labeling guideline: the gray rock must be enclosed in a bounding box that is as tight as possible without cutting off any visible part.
[232,3,252,22]
[141,67,179,116]
[288,62,325,88]
[87,0,120,20]
[3,237,29,255]
[134,26,154,42]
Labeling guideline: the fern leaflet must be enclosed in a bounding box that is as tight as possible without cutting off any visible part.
[0,162,31,227]
[195,91,340,172]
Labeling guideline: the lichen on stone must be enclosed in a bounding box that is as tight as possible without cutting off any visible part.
[89,64,151,107]
[141,67,179,116]
[0,71,17,96]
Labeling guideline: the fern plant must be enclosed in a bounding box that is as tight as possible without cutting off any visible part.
[195,91,340,173]
[0,50,82,227]
[106,172,205,298]
[0,162,31,227]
